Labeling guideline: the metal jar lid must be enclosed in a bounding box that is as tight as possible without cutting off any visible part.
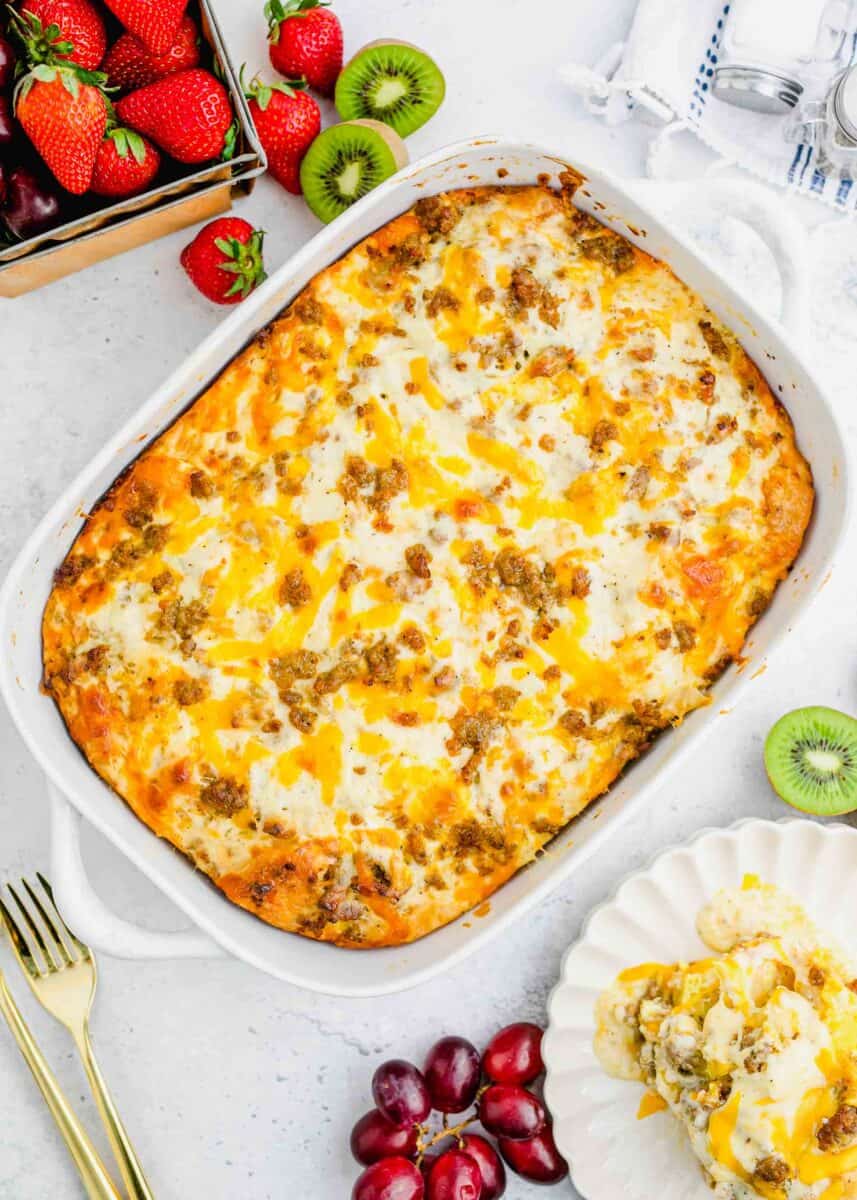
[833,65,857,144]
[713,65,804,115]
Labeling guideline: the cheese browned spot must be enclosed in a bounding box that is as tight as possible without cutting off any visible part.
[43,185,813,948]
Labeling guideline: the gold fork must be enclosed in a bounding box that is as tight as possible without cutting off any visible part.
[0,875,154,1200]
[0,959,120,1200]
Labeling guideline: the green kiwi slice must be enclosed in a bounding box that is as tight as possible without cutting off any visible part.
[300,119,408,224]
[335,40,446,138]
[764,706,857,816]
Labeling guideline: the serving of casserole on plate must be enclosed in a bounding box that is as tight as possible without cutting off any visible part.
[41,174,813,949]
[544,820,857,1200]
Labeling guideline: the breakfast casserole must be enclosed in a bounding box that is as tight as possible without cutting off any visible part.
[42,181,813,947]
[595,878,857,1199]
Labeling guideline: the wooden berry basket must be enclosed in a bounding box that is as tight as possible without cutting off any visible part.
[0,0,266,297]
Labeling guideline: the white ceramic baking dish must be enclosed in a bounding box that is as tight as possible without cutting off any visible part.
[0,137,850,997]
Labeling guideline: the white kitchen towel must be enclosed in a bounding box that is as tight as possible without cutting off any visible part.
[561,0,857,212]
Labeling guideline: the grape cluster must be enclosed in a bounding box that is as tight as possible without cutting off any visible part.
[350,1022,568,1198]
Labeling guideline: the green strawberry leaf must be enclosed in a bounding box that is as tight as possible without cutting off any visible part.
[241,64,306,108]
[60,67,79,97]
[125,129,147,165]
[110,127,129,157]
[30,63,57,82]
[263,0,328,37]
[221,118,239,163]
[263,0,286,40]
[8,8,75,68]
[215,229,267,299]
[284,0,330,13]
[74,65,110,89]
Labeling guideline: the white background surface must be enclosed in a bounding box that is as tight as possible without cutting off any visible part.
[2,1,857,1197]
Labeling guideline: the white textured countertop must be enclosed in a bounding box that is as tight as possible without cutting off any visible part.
[2,1,857,1196]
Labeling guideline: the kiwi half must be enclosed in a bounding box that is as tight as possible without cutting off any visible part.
[764,706,857,816]
[300,120,408,224]
[335,40,446,138]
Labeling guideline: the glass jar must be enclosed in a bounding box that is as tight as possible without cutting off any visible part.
[784,64,857,180]
[714,0,853,114]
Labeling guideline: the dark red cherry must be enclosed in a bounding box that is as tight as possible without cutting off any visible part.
[2,164,62,239]
[0,34,15,90]
[0,93,15,149]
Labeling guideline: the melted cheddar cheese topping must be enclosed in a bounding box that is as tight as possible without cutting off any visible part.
[595,880,857,1199]
[43,184,813,947]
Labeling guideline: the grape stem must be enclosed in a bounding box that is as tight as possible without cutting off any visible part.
[414,1084,490,1164]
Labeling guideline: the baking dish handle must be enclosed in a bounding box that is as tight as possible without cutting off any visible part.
[49,784,226,960]
[629,178,809,340]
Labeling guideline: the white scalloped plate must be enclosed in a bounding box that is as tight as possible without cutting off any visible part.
[542,818,857,1200]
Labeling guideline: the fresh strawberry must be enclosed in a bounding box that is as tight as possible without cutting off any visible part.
[102,15,199,92]
[243,71,319,194]
[116,68,235,163]
[181,217,266,305]
[10,0,106,70]
[90,125,160,196]
[265,0,342,97]
[15,63,108,193]
[101,0,189,56]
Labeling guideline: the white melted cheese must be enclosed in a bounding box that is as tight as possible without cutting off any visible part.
[43,185,812,945]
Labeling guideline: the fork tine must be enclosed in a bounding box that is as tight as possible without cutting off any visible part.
[0,891,40,980]
[7,884,57,973]
[36,873,91,962]
[22,879,74,968]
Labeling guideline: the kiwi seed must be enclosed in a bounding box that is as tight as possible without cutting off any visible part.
[299,120,408,225]
[764,705,857,816]
[335,40,446,139]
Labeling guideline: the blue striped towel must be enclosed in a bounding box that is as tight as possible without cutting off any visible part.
[560,0,857,212]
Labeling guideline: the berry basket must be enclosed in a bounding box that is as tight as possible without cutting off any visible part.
[0,0,266,297]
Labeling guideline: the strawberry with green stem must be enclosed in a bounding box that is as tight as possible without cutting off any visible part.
[242,68,320,194]
[116,67,236,163]
[91,124,160,196]
[181,217,267,305]
[264,0,342,97]
[8,0,107,71]
[15,60,108,193]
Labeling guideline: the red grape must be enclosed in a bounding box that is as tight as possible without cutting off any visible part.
[2,164,62,239]
[498,1126,568,1184]
[479,1085,545,1141]
[352,1157,425,1200]
[482,1024,544,1086]
[459,1135,505,1199]
[373,1060,432,1128]
[427,1150,482,1200]
[424,1037,481,1113]
[351,1109,419,1166]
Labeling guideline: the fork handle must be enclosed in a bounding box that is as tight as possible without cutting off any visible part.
[74,1026,155,1200]
[0,976,120,1200]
